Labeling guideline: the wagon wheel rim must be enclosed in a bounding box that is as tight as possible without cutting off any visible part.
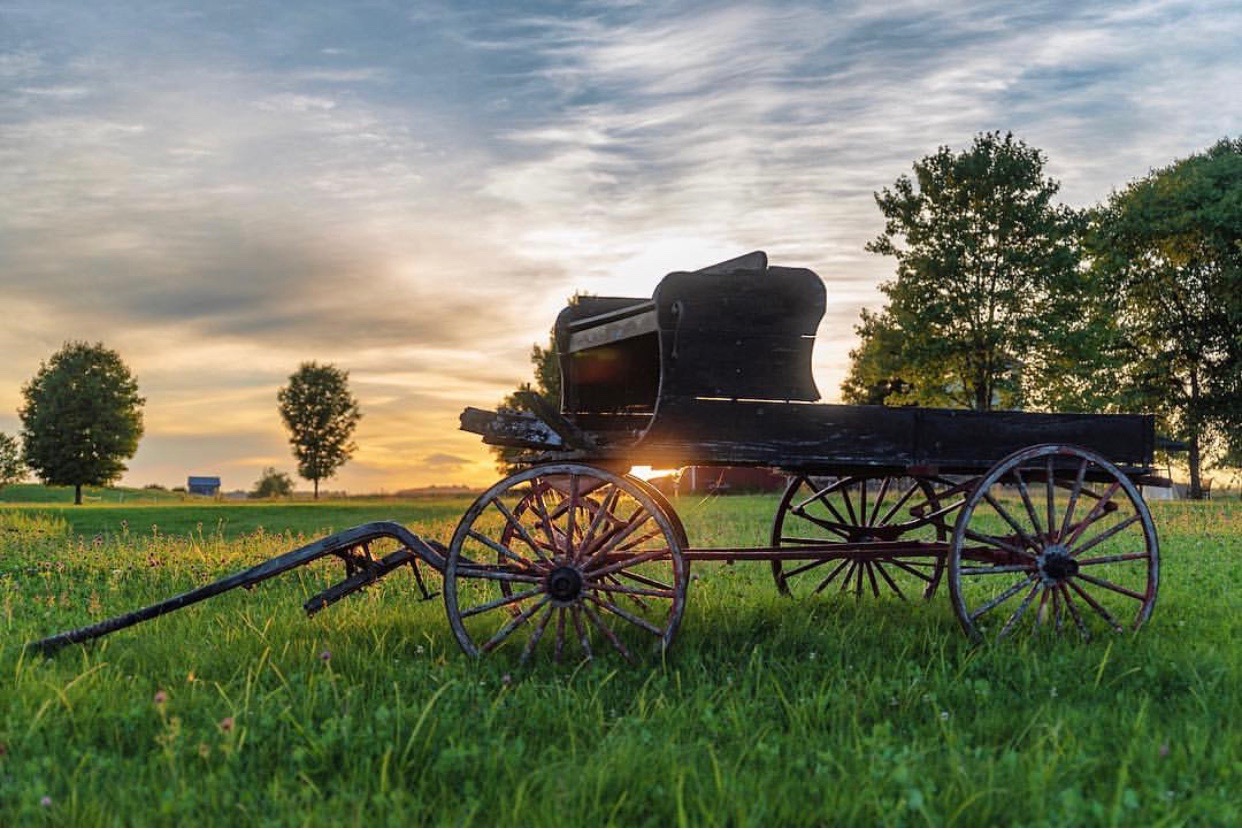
[949,444,1159,643]
[444,463,687,664]
[770,474,947,600]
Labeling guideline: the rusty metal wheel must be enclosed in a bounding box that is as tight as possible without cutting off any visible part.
[949,444,1159,643]
[444,464,688,664]
[770,474,947,600]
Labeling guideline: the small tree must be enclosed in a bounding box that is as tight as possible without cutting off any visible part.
[250,467,294,498]
[0,432,25,491]
[277,362,361,499]
[20,341,145,505]
[493,333,562,475]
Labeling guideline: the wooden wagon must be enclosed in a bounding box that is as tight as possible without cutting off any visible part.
[30,252,1161,666]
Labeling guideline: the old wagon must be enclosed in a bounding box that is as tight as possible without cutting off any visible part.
[30,252,1161,665]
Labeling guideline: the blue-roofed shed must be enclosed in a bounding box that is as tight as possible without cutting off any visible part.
[187,476,221,496]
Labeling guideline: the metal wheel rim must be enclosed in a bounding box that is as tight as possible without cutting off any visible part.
[770,474,946,600]
[949,444,1159,643]
[444,463,688,663]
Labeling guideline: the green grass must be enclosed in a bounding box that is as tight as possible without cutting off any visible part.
[0,495,1238,826]
[0,483,188,504]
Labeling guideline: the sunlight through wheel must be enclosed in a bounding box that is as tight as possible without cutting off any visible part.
[444,463,688,664]
[770,474,947,600]
[949,444,1159,643]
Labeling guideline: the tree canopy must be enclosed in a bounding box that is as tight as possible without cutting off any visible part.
[277,362,362,499]
[19,342,145,504]
[1088,137,1242,498]
[250,466,294,499]
[847,132,1095,412]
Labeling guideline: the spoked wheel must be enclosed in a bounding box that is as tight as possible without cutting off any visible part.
[771,474,947,600]
[949,444,1159,643]
[444,463,688,664]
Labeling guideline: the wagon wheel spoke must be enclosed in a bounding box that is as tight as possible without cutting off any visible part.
[981,492,1041,553]
[875,480,923,527]
[867,477,893,527]
[1057,583,1092,640]
[813,558,852,594]
[466,529,537,570]
[519,604,557,665]
[459,586,545,619]
[967,575,1037,624]
[871,561,908,601]
[1058,459,1089,543]
[782,556,842,581]
[772,475,946,601]
[592,574,676,600]
[961,527,1035,560]
[950,445,1158,644]
[1068,513,1142,558]
[581,601,635,664]
[1012,467,1046,542]
[489,497,548,563]
[554,607,567,663]
[446,464,687,664]
[783,512,852,541]
[480,596,550,654]
[997,581,1043,640]
[1066,579,1126,632]
[1072,571,1149,603]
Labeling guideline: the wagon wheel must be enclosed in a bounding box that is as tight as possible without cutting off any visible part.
[771,474,947,600]
[949,444,1159,643]
[444,463,688,664]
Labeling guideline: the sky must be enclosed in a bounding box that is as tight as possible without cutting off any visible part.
[1,1,1239,494]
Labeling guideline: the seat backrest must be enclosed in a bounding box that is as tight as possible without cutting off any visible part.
[652,260,825,402]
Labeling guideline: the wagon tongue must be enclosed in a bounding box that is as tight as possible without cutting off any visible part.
[26,521,444,655]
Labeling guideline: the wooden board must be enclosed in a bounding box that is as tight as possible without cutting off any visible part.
[579,398,1156,475]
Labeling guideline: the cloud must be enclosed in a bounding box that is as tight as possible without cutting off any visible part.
[422,453,473,469]
[2,0,1237,491]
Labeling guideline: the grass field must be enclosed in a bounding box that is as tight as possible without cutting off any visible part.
[1,492,1238,825]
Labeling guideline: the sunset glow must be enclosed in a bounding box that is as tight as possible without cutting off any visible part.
[2,2,1236,494]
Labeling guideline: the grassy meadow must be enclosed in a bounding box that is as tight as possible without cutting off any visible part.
[0,490,1238,825]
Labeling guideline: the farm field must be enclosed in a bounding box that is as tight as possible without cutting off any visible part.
[1,493,1238,826]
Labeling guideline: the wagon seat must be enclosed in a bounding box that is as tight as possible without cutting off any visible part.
[554,251,827,450]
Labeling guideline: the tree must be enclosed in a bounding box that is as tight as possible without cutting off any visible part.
[849,132,1100,412]
[250,466,294,498]
[20,342,144,505]
[1087,138,1242,499]
[276,362,361,499]
[0,432,25,490]
[493,331,562,475]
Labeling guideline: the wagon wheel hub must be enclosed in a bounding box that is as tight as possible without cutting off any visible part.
[1038,546,1079,584]
[546,566,585,604]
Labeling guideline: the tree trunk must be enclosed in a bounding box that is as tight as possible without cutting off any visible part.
[313,478,319,500]
[74,483,82,505]
[1187,371,1203,500]
[1188,433,1202,500]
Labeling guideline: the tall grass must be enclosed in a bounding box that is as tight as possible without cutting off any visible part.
[1,495,1237,825]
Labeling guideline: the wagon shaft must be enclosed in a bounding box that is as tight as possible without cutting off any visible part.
[26,521,445,655]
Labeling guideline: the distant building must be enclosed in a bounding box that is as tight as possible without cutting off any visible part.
[187,476,221,496]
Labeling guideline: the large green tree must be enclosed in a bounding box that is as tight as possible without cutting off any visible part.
[20,342,145,505]
[848,132,1103,412]
[277,362,362,499]
[1088,138,1242,498]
